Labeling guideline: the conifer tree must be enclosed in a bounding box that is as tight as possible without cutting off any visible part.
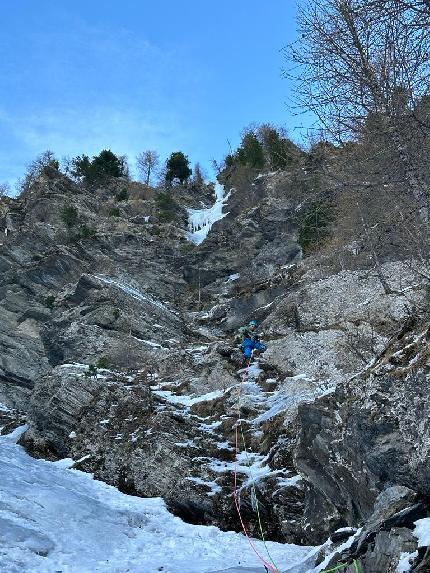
[237,132,265,169]
[165,152,192,184]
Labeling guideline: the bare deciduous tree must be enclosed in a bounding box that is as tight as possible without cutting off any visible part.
[16,150,59,196]
[192,162,205,187]
[287,0,430,221]
[0,182,10,197]
[288,0,430,137]
[136,150,159,186]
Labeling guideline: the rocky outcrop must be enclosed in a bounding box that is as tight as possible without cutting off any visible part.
[2,166,430,569]
[0,174,191,410]
[294,322,430,542]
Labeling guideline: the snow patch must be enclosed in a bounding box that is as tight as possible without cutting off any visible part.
[132,336,164,348]
[396,551,418,573]
[3,424,28,443]
[313,529,362,572]
[186,476,222,496]
[276,475,302,488]
[59,362,88,370]
[53,458,76,469]
[225,273,240,283]
[0,429,312,572]
[414,517,430,547]
[153,389,224,407]
[207,450,285,490]
[199,420,222,433]
[174,439,197,449]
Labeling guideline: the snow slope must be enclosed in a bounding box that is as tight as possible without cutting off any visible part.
[0,427,313,573]
[186,183,231,245]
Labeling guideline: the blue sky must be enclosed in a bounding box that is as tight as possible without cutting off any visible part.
[0,1,304,187]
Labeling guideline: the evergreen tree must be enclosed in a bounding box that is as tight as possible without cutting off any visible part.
[259,125,300,170]
[71,150,128,184]
[61,205,78,228]
[237,132,265,169]
[92,150,126,179]
[165,152,192,184]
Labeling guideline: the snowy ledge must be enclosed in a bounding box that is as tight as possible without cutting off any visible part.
[186,182,231,245]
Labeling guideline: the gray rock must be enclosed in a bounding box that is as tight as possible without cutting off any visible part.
[369,486,417,528]
[1,167,429,572]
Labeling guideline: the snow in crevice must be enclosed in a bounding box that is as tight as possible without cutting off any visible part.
[225,273,240,283]
[0,427,313,573]
[94,275,179,318]
[186,182,231,245]
[151,388,225,407]
[186,476,222,496]
[312,528,362,572]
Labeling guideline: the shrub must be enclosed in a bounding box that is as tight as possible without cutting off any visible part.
[115,188,129,202]
[66,224,96,244]
[61,205,78,227]
[306,141,338,168]
[298,199,333,254]
[225,154,235,168]
[237,131,265,169]
[155,191,177,221]
[224,124,303,171]
[0,182,11,197]
[259,125,302,169]
[84,364,98,378]
[79,225,96,238]
[109,207,121,217]
[44,295,56,309]
[96,356,111,369]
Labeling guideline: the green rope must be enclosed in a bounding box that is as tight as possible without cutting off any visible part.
[320,564,348,573]
[321,559,361,573]
[238,424,280,573]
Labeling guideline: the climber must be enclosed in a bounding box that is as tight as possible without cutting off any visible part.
[236,319,266,362]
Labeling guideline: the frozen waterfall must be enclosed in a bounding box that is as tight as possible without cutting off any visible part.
[186,182,231,245]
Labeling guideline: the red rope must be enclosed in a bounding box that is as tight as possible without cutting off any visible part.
[232,359,279,573]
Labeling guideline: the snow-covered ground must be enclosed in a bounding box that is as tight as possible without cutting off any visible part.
[0,426,313,573]
[186,183,231,245]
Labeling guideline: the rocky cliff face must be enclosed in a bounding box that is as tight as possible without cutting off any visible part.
[2,166,430,571]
